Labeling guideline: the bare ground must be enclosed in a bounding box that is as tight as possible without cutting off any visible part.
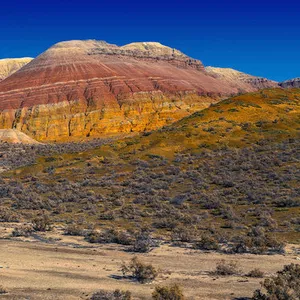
[0,226,299,300]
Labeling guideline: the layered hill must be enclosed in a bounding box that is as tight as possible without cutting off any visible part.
[279,78,300,88]
[0,58,33,81]
[0,40,276,142]
[206,67,278,91]
[112,88,300,158]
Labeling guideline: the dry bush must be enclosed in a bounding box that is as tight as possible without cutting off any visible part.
[131,231,157,253]
[214,260,240,276]
[152,284,185,300]
[90,289,131,300]
[194,233,220,251]
[64,224,83,236]
[11,225,34,237]
[121,257,158,283]
[247,268,264,278]
[171,226,198,243]
[253,263,300,300]
[232,227,285,255]
[0,208,19,222]
[32,214,52,232]
[0,286,7,294]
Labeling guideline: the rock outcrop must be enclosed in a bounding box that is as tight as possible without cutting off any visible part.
[206,67,278,91]
[279,78,300,88]
[0,40,276,142]
[0,58,33,81]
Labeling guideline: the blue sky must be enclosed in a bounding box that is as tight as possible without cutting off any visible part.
[1,0,299,81]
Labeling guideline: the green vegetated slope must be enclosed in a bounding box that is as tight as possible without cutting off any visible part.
[111,88,300,158]
[1,88,299,247]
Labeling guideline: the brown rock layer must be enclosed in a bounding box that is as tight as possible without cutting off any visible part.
[0,40,276,142]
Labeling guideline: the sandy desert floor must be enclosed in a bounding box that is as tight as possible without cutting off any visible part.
[0,225,299,300]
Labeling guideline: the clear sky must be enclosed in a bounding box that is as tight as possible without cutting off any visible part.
[1,0,299,81]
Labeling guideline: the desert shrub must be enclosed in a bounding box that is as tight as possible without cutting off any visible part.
[32,214,52,232]
[131,231,157,253]
[85,230,102,243]
[64,224,83,236]
[194,233,220,251]
[171,226,198,243]
[153,218,178,230]
[99,211,115,220]
[258,214,278,230]
[85,228,118,244]
[214,260,240,276]
[121,256,158,283]
[152,284,185,300]
[0,286,7,294]
[115,230,134,246]
[11,225,34,237]
[231,227,285,254]
[273,197,300,208]
[91,289,132,300]
[252,263,300,300]
[247,268,264,278]
[0,208,19,222]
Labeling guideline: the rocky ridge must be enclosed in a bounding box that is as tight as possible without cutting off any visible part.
[206,66,278,91]
[279,78,300,88]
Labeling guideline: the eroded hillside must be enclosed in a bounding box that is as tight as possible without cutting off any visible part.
[0,40,276,142]
[1,88,299,249]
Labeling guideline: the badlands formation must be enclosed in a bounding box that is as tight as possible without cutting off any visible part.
[0,40,277,142]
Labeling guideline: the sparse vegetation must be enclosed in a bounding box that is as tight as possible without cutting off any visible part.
[32,214,52,232]
[91,289,132,300]
[152,284,185,300]
[247,268,264,278]
[194,233,220,251]
[252,263,300,300]
[121,257,158,283]
[214,260,240,276]
[11,225,33,237]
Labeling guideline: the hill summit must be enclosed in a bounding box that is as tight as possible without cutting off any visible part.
[0,40,277,142]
